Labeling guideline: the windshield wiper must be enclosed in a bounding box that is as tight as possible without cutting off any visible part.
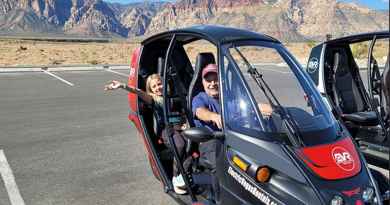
[233,47,305,147]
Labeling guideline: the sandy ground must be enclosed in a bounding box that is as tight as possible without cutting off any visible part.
[0,39,138,66]
[0,39,314,67]
[0,39,387,67]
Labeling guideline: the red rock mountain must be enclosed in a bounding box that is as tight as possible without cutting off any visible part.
[146,0,388,41]
[0,0,388,40]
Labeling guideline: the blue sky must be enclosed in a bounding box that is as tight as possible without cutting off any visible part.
[340,0,389,10]
[104,0,389,10]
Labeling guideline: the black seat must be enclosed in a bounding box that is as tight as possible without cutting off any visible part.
[187,53,216,116]
[342,112,379,126]
[382,56,389,120]
[333,50,379,126]
[186,52,216,170]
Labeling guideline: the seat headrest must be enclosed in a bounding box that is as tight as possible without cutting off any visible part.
[157,57,164,77]
[334,50,350,76]
[187,52,216,119]
[195,53,216,74]
[193,53,216,91]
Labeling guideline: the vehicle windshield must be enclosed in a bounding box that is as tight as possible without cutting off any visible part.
[222,41,339,146]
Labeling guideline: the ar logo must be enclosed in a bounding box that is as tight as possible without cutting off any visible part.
[129,67,136,79]
[307,57,319,73]
[332,146,355,171]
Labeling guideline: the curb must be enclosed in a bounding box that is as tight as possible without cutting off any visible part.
[0,65,129,73]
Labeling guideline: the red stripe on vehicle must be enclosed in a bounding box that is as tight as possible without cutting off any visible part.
[297,137,361,180]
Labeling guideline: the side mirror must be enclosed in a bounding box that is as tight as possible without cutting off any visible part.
[182,127,223,143]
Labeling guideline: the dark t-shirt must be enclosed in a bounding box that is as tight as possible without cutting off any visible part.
[192,92,221,131]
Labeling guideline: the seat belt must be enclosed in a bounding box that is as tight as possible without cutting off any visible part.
[332,53,343,113]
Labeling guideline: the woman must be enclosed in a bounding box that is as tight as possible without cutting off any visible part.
[105,74,188,194]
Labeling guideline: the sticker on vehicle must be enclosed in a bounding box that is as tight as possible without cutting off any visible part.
[228,166,281,205]
[332,146,355,171]
[129,67,136,78]
[307,57,319,73]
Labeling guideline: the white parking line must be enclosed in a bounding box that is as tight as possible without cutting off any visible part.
[42,69,74,86]
[104,69,129,77]
[0,150,25,205]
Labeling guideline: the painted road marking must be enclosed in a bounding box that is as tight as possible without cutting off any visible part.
[41,69,74,86]
[104,69,129,77]
[0,150,25,205]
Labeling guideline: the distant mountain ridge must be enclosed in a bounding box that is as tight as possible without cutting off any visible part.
[0,0,388,41]
[0,0,162,37]
[146,0,388,41]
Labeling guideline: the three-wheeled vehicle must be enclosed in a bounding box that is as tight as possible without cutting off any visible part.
[306,31,389,170]
[127,25,389,205]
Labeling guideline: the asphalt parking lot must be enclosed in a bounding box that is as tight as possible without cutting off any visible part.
[0,66,387,205]
[0,69,175,205]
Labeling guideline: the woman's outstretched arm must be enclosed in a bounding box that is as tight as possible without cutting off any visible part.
[105,80,153,104]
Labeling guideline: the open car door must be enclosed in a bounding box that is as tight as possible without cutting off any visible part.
[305,31,390,169]
[127,47,168,186]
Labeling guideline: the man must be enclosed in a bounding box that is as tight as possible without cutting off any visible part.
[191,63,273,200]
[192,64,222,132]
[191,64,221,170]
[191,63,221,201]
[192,64,273,129]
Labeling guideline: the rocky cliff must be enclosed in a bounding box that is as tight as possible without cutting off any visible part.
[0,0,157,37]
[283,0,389,39]
[0,8,61,33]
[0,0,75,34]
[0,0,388,40]
[119,6,156,37]
[63,0,128,37]
[145,0,388,41]
[0,0,18,15]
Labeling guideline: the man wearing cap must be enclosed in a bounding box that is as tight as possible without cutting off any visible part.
[191,64,274,168]
[192,63,222,132]
[191,64,221,172]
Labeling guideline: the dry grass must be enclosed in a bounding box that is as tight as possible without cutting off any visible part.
[0,39,139,66]
[0,39,320,67]
[351,40,389,66]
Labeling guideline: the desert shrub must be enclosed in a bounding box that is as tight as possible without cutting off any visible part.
[306,40,317,48]
[351,42,368,59]
[51,59,64,65]
[88,60,99,65]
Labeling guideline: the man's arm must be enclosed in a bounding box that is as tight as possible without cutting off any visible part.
[195,107,222,129]
[258,103,273,117]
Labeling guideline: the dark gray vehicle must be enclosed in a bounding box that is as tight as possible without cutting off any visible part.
[306,31,389,170]
[127,25,389,205]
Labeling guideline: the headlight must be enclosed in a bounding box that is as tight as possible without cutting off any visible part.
[362,187,374,202]
[330,195,344,205]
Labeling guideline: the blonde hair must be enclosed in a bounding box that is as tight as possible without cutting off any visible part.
[145,74,162,95]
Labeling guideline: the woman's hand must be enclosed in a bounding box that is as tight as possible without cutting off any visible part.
[104,80,124,91]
